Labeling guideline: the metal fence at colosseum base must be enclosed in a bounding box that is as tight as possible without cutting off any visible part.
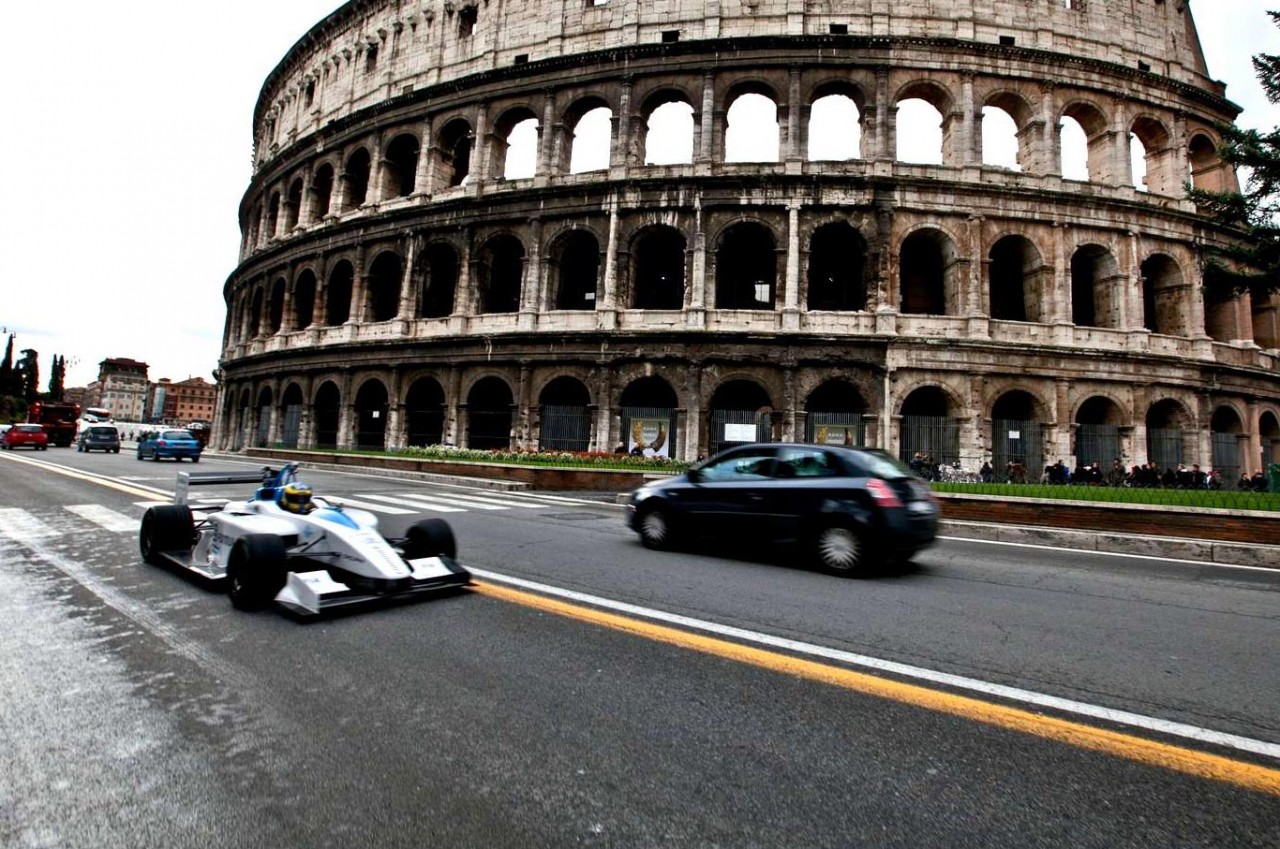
[538,405,592,453]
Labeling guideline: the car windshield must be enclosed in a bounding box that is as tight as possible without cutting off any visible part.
[162,430,193,440]
[88,427,117,436]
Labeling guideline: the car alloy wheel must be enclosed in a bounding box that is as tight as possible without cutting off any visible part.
[815,525,863,574]
[639,508,672,550]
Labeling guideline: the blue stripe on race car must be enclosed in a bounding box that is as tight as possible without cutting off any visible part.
[314,507,359,529]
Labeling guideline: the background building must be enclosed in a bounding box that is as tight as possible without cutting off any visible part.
[93,358,149,423]
[214,0,1280,480]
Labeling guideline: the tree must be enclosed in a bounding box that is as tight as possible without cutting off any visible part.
[48,354,66,401]
[16,348,39,404]
[1189,11,1280,299]
[0,334,14,398]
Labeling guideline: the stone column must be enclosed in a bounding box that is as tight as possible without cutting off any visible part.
[785,66,803,173]
[348,246,368,324]
[697,72,715,167]
[872,66,890,164]
[783,201,802,330]
[599,194,620,326]
[398,236,419,320]
[611,78,634,173]
[413,116,433,198]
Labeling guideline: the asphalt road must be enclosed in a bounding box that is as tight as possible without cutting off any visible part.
[1,448,1278,848]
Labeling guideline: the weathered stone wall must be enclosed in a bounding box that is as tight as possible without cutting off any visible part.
[217,0,1280,477]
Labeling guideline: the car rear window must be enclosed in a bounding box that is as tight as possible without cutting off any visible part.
[16,425,43,433]
[853,451,914,479]
[88,426,118,436]
[162,430,193,440]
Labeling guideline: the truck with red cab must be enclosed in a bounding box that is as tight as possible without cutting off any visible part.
[28,401,81,447]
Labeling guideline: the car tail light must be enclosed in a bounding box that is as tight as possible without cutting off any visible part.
[157,440,168,447]
[867,478,904,508]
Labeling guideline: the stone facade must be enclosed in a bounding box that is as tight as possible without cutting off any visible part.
[216,0,1280,480]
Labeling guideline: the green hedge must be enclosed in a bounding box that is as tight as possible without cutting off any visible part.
[932,482,1280,512]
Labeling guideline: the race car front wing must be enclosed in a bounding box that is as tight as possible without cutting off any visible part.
[274,555,471,617]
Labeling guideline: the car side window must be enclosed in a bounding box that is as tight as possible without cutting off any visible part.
[775,447,840,478]
[700,451,776,482]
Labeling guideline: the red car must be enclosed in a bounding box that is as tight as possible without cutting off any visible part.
[2,423,49,451]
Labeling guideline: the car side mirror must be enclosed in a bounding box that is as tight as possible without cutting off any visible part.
[686,468,702,483]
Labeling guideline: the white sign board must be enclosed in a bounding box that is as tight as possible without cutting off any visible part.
[724,423,757,443]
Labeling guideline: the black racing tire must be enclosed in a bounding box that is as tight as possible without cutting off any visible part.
[812,522,868,576]
[139,505,195,566]
[402,518,457,560]
[227,534,289,611]
[637,504,678,551]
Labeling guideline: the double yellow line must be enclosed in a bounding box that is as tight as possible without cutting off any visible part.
[475,580,1280,797]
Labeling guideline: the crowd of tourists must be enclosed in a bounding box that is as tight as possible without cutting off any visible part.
[910,452,1271,492]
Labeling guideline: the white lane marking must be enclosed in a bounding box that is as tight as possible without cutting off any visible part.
[352,493,465,513]
[64,505,137,533]
[0,508,55,541]
[376,492,505,511]
[325,496,417,515]
[938,535,1279,573]
[494,491,617,507]
[404,491,538,509]
[470,567,1280,761]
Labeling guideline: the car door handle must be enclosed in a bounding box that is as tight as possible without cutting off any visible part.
[748,494,765,501]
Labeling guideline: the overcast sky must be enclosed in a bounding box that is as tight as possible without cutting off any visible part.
[0,1,1276,390]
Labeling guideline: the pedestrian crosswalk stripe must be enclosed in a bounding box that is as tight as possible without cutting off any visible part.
[364,492,504,511]
[352,493,465,513]
[64,505,136,532]
[324,496,418,515]
[0,508,55,541]
[407,491,542,509]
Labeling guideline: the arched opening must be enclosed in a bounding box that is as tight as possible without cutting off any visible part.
[476,234,524,314]
[724,91,779,163]
[420,243,459,318]
[643,97,695,165]
[551,230,600,310]
[344,148,372,208]
[1140,254,1189,336]
[325,261,354,326]
[620,376,679,457]
[807,91,862,162]
[899,387,958,470]
[708,380,774,456]
[980,105,1021,170]
[807,222,867,311]
[1259,411,1280,473]
[988,235,1045,323]
[466,377,514,450]
[895,90,946,165]
[265,192,280,239]
[495,110,539,180]
[715,221,777,309]
[312,163,334,218]
[568,105,612,174]
[249,289,264,338]
[1189,133,1230,193]
[1146,399,1191,472]
[1070,245,1122,329]
[991,390,1043,482]
[293,270,316,330]
[313,381,341,449]
[899,229,958,315]
[538,376,592,452]
[1074,396,1124,469]
[1061,102,1109,183]
[436,119,473,189]
[1210,406,1245,484]
[284,178,303,230]
[355,379,389,450]
[367,251,403,323]
[382,133,421,198]
[805,380,867,446]
[405,377,446,447]
[280,383,304,449]
[254,386,273,448]
[1130,116,1172,195]
[631,225,685,309]
[267,278,286,334]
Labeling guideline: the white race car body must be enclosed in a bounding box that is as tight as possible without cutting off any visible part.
[140,465,469,616]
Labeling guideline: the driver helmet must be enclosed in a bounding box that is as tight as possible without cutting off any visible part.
[278,482,314,514]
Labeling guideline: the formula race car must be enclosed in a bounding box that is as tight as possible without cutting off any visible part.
[138,463,470,616]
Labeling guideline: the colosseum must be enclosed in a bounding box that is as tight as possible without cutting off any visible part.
[215,0,1280,482]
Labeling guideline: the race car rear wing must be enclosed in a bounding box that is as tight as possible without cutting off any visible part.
[174,468,274,505]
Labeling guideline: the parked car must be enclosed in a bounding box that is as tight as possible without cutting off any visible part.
[2,423,49,451]
[136,428,203,462]
[78,424,122,453]
[627,443,939,574]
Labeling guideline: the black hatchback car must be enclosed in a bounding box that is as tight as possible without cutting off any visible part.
[627,443,939,574]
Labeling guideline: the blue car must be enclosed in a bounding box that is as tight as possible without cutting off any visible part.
[137,428,203,462]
